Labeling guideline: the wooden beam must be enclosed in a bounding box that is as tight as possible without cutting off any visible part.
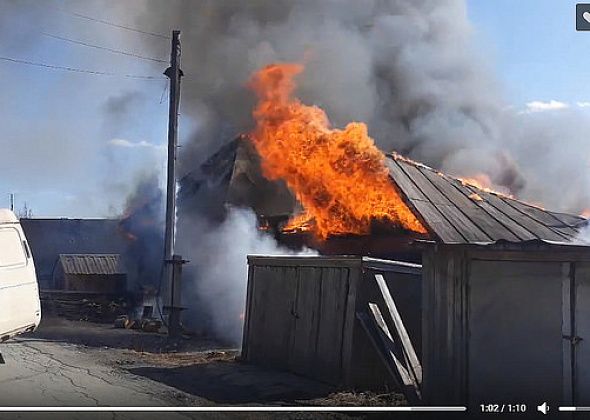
[356,312,407,389]
[375,274,423,384]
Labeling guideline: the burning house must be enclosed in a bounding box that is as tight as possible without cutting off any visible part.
[178,63,590,406]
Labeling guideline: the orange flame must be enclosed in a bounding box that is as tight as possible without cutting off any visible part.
[459,173,513,198]
[248,63,427,240]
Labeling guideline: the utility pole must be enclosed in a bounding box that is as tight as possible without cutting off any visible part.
[9,193,14,212]
[162,30,187,338]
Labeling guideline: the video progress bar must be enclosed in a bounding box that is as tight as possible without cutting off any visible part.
[0,407,468,413]
[560,407,590,412]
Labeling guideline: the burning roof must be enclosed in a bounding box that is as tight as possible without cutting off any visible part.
[386,154,586,243]
[248,63,427,239]
[181,62,586,246]
[184,137,586,245]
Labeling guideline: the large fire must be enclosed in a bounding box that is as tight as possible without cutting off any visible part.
[248,63,427,240]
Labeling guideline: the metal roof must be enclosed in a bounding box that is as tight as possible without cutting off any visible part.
[59,254,126,275]
[386,154,587,244]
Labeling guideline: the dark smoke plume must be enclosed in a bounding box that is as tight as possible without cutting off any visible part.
[105,0,590,341]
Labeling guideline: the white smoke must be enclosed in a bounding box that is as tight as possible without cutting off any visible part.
[176,207,315,344]
[574,222,590,245]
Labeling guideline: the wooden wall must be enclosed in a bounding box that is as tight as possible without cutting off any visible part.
[242,256,422,390]
[63,273,127,294]
[422,243,590,407]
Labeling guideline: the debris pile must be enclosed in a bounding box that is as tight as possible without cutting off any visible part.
[40,291,129,323]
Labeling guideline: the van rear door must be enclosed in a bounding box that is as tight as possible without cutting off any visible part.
[0,225,40,337]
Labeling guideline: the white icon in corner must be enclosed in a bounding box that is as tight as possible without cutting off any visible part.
[537,402,549,415]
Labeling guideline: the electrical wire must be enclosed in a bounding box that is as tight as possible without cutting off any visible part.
[42,32,168,64]
[63,10,171,40]
[0,55,167,80]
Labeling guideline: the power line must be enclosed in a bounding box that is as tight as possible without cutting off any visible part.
[62,10,171,40]
[42,32,168,64]
[0,55,167,80]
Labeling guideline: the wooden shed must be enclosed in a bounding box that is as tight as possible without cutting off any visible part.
[422,241,590,408]
[242,256,421,390]
[222,138,590,400]
[55,254,127,293]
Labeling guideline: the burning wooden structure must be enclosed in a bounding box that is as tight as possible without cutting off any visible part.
[182,137,584,252]
[212,137,590,403]
[185,63,590,403]
[242,256,421,390]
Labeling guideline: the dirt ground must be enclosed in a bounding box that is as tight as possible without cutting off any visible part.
[0,317,405,419]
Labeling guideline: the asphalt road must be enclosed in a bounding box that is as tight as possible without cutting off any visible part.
[0,337,218,420]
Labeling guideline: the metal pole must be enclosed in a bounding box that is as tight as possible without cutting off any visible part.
[163,30,184,337]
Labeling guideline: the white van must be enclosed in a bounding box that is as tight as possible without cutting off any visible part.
[0,209,41,344]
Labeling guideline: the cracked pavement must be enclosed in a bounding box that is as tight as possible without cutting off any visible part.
[0,338,220,420]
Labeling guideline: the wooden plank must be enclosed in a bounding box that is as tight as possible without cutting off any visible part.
[563,262,573,405]
[389,158,486,243]
[549,211,586,227]
[240,263,255,360]
[396,160,454,206]
[574,262,590,405]
[340,266,359,387]
[356,311,408,393]
[460,184,537,241]
[247,266,298,369]
[289,266,322,376]
[474,191,567,241]
[315,267,349,384]
[506,199,576,239]
[359,304,421,403]
[375,274,422,384]
[420,168,520,242]
[420,250,433,402]
[410,200,465,243]
[396,161,491,242]
[470,250,590,262]
[435,204,491,242]
[367,303,421,395]
[247,255,363,268]
[386,158,428,201]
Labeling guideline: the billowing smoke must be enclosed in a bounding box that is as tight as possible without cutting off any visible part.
[10,1,589,338]
[176,206,315,344]
[118,173,165,291]
[125,0,590,214]
[120,0,590,339]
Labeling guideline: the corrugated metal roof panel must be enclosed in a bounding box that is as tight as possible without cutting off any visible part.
[59,254,126,275]
[387,154,588,245]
